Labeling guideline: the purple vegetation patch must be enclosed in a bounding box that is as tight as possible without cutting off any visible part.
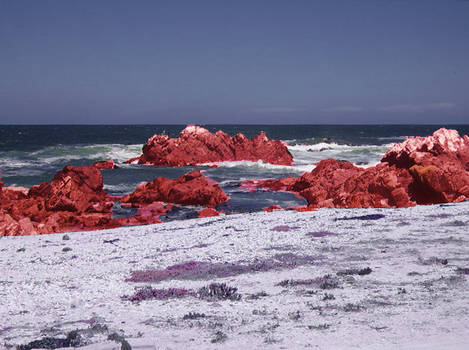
[126,253,316,283]
[124,286,196,302]
[271,225,300,232]
[306,231,337,238]
[126,261,205,282]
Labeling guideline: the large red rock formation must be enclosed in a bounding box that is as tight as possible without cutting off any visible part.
[242,128,469,209]
[382,128,469,204]
[1,166,230,235]
[120,170,228,208]
[0,166,119,236]
[126,125,293,166]
[382,128,469,169]
[243,159,414,209]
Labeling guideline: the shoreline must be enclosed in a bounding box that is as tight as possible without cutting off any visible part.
[1,203,468,349]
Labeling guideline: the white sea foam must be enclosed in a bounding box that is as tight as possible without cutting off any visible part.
[288,143,390,170]
[288,142,353,152]
[0,159,37,169]
[29,143,142,164]
[287,142,392,153]
[199,142,386,175]
[201,160,299,172]
[103,183,135,195]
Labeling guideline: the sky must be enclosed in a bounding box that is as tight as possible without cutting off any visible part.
[0,0,468,124]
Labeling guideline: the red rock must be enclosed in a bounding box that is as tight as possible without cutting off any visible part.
[383,128,469,169]
[0,211,20,236]
[42,165,112,213]
[243,128,469,208]
[291,206,316,212]
[241,177,297,193]
[117,202,173,226]
[243,159,415,209]
[197,208,221,218]
[383,128,469,203]
[18,217,38,235]
[116,216,162,226]
[1,166,228,235]
[263,205,283,212]
[1,165,118,236]
[127,125,293,166]
[0,186,29,200]
[121,170,229,208]
[37,213,62,234]
[299,160,415,208]
[93,159,117,169]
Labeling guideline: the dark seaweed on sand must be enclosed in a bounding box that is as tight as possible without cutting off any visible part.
[335,214,385,221]
[17,331,82,350]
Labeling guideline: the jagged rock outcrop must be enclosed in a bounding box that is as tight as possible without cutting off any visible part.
[120,170,228,208]
[0,166,118,235]
[126,125,293,166]
[382,128,469,203]
[243,159,414,209]
[242,128,469,209]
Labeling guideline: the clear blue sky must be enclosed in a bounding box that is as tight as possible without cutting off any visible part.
[1,0,468,124]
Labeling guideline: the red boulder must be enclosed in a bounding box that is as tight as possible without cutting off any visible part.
[117,202,173,226]
[1,166,118,236]
[263,205,283,212]
[121,170,229,208]
[93,159,117,170]
[126,125,293,166]
[197,208,222,218]
[241,177,298,193]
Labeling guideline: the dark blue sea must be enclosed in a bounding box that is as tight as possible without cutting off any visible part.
[1,125,468,221]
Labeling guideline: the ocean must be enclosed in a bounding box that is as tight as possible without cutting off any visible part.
[1,124,468,221]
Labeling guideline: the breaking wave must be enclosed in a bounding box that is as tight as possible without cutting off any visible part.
[287,142,390,170]
[29,143,142,164]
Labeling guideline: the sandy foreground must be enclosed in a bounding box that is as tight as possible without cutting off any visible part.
[1,202,469,350]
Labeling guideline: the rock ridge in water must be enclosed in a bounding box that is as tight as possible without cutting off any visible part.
[126,125,293,166]
[1,167,228,236]
[242,128,469,209]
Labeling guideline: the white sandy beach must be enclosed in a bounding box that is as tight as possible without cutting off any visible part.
[1,203,469,349]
